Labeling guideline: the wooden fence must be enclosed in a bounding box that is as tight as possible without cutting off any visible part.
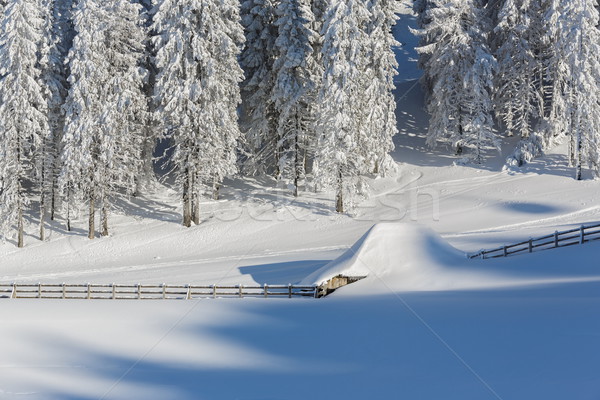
[0,283,320,300]
[468,223,600,259]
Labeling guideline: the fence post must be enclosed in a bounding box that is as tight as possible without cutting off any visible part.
[503,246,507,257]
[38,283,42,299]
[528,238,533,253]
[480,251,484,260]
[87,284,91,299]
[62,283,66,299]
[11,283,16,299]
[580,225,585,244]
[112,284,116,300]
[162,284,166,300]
[239,285,243,299]
[212,285,216,299]
[264,284,268,299]
[186,285,191,300]
[288,284,292,299]
[554,231,559,247]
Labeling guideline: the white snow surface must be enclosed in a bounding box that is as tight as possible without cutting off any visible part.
[2,2,600,399]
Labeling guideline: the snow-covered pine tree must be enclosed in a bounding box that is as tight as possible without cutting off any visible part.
[315,0,370,213]
[555,0,600,179]
[135,0,160,194]
[239,0,279,176]
[502,0,560,166]
[412,0,436,96]
[37,0,76,239]
[271,0,320,196]
[153,0,244,226]
[493,0,538,139]
[363,0,399,175]
[415,0,498,162]
[0,0,49,247]
[61,0,147,239]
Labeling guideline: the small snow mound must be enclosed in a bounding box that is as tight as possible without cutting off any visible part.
[302,223,517,294]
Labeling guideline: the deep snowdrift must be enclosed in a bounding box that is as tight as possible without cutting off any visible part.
[304,222,600,294]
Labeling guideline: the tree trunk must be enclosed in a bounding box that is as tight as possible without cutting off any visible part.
[335,167,344,213]
[182,167,192,227]
[88,193,95,239]
[575,129,582,181]
[294,117,300,197]
[456,106,463,156]
[39,191,45,241]
[212,176,220,201]
[190,172,200,225]
[192,190,200,225]
[17,203,24,248]
[66,188,71,232]
[101,194,109,236]
[50,177,56,221]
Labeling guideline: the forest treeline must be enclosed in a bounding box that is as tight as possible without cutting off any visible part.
[1,0,599,248]
[0,0,398,247]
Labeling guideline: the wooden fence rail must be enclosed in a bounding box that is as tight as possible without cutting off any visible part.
[0,283,320,300]
[468,223,600,259]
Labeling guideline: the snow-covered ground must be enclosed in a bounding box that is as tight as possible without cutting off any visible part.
[2,2,600,399]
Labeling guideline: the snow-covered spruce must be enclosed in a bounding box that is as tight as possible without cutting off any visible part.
[271,0,321,196]
[60,0,148,239]
[39,0,76,238]
[239,0,279,176]
[493,0,540,140]
[362,0,399,175]
[554,0,600,179]
[414,0,498,163]
[315,0,371,213]
[0,0,49,248]
[153,0,244,226]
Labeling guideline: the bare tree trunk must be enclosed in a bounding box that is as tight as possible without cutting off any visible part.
[456,107,463,156]
[66,188,72,232]
[50,177,56,221]
[575,129,582,181]
[190,172,200,225]
[191,190,200,225]
[182,167,192,227]
[88,193,95,239]
[294,117,300,197]
[39,191,45,241]
[17,203,24,248]
[335,167,344,213]
[212,176,220,201]
[101,194,109,236]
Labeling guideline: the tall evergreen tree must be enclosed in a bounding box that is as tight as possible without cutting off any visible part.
[239,0,279,175]
[0,0,49,247]
[153,0,244,226]
[493,0,538,139]
[271,0,321,196]
[555,0,600,179]
[363,0,399,175]
[415,0,498,162]
[38,0,76,239]
[60,0,147,239]
[315,0,370,213]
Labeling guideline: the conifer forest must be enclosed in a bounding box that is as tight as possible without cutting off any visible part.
[1,0,599,247]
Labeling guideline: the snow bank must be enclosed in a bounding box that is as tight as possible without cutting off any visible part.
[302,223,486,290]
[303,222,600,294]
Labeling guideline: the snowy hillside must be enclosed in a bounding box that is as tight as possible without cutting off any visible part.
[2,2,600,400]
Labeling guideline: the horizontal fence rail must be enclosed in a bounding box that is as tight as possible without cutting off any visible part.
[0,283,319,300]
[468,223,600,259]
